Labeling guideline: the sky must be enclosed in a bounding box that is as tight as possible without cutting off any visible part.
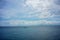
[0,0,60,26]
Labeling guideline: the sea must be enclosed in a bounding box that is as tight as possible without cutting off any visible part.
[0,25,60,40]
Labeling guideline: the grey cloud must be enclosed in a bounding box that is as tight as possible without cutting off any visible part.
[54,0,60,5]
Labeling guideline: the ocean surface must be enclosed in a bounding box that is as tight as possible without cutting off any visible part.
[0,25,60,40]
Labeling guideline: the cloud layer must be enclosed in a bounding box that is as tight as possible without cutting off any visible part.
[0,0,60,26]
[0,20,60,26]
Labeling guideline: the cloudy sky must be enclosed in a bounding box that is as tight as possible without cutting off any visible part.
[0,0,60,26]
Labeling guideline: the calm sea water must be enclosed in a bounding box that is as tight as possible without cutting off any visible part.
[0,25,60,40]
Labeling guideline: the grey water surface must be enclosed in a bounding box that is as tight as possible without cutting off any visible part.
[0,25,60,40]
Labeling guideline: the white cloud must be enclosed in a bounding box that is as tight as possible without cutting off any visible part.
[25,0,52,9]
[25,0,40,9]
[24,0,55,18]
[24,0,60,18]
